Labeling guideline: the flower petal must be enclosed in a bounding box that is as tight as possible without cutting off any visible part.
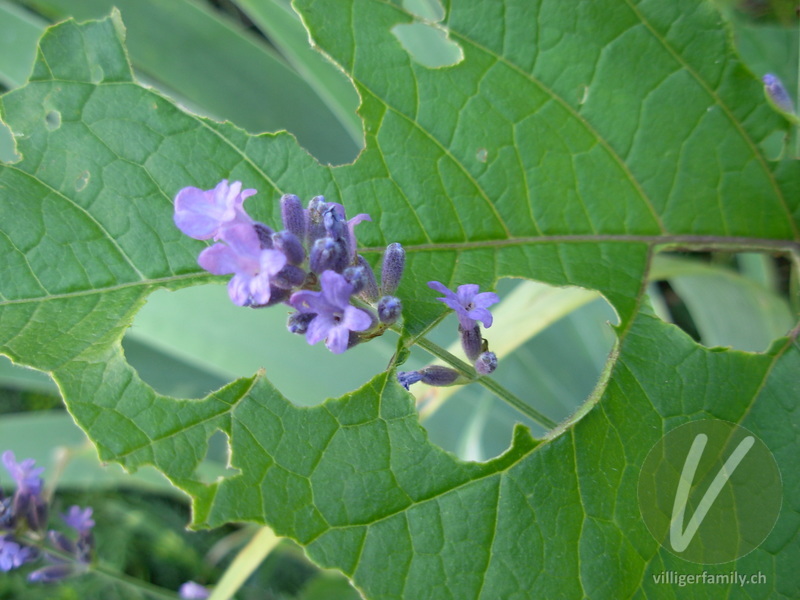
[305,314,332,346]
[198,243,241,275]
[467,306,493,328]
[342,306,373,332]
[427,281,452,296]
[472,291,500,309]
[325,326,350,354]
[320,270,353,309]
[456,284,480,306]
[227,275,252,306]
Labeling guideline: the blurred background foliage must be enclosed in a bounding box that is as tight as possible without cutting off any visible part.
[0,0,797,597]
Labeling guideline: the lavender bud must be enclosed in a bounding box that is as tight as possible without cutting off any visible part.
[343,266,368,294]
[323,206,348,240]
[474,351,497,376]
[14,492,47,533]
[272,265,307,289]
[0,498,13,529]
[309,237,348,274]
[288,312,316,334]
[355,255,380,302]
[380,243,405,295]
[763,73,795,114]
[460,325,483,361]
[253,223,274,249]
[398,371,424,390]
[419,365,467,387]
[28,564,79,583]
[48,530,77,555]
[377,296,402,324]
[272,231,305,266]
[280,194,306,240]
[306,196,328,246]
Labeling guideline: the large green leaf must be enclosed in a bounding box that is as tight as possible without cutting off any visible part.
[0,3,798,599]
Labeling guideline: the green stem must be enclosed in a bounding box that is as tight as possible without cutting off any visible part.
[412,336,558,430]
[88,561,181,600]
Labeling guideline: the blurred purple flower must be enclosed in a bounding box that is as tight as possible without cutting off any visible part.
[198,224,287,306]
[428,281,499,329]
[763,73,795,114]
[179,581,210,599]
[174,180,256,240]
[62,506,94,534]
[0,536,35,572]
[290,271,373,353]
[2,451,44,497]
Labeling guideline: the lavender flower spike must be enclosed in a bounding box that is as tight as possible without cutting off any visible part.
[198,224,287,306]
[428,281,499,329]
[290,271,373,353]
[174,180,256,240]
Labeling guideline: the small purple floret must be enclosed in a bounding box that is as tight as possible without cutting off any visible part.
[2,451,44,497]
[174,180,255,240]
[198,224,287,306]
[180,581,211,599]
[428,281,499,329]
[63,506,94,534]
[290,271,373,354]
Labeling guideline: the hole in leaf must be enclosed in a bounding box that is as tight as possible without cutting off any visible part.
[759,129,793,161]
[648,251,796,353]
[74,170,91,192]
[124,285,401,404]
[196,429,238,484]
[45,110,61,131]
[90,64,104,84]
[391,22,463,68]
[411,278,618,461]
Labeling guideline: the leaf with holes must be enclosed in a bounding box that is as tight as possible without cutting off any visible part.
[0,2,798,598]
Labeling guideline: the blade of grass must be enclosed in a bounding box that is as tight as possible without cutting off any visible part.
[232,0,362,148]
[0,0,44,88]
[14,0,359,162]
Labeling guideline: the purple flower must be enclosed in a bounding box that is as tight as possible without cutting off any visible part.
[428,281,499,329]
[0,536,35,571]
[198,224,287,306]
[174,180,256,240]
[62,506,94,534]
[290,271,373,353]
[179,581,210,599]
[2,451,44,497]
